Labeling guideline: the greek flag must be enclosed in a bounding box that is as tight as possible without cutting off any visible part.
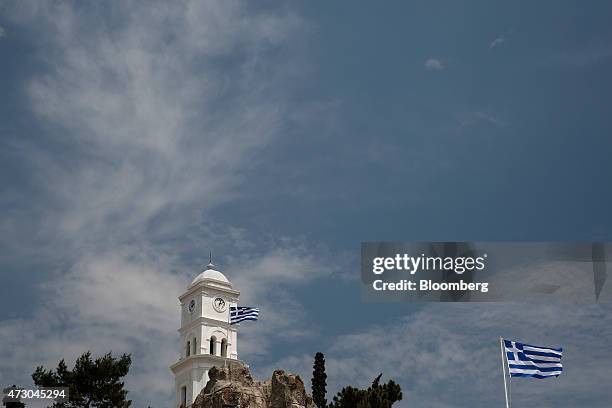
[230,306,259,324]
[504,339,563,379]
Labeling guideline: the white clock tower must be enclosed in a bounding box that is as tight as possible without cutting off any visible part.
[170,260,240,408]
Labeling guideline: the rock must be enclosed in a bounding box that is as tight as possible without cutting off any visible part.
[193,362,316,408]
[269,370,312,408]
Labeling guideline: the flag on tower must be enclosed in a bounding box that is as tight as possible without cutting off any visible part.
[503,339,563,379]
[230,306,259,324]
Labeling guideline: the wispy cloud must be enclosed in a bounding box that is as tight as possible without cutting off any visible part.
[19,3,301,245]
[425,58,444,71]
[0,26,5,38]
[456,110,505,131]
[490,36,505,49]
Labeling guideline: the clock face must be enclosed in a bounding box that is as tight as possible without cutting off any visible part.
[212,297,226,312]
[188,299,196,313]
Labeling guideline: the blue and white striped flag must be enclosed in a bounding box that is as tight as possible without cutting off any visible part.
[230,306,259,324]
[504,339,563,379]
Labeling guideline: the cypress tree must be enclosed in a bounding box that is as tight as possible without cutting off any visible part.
[311,352,327,408]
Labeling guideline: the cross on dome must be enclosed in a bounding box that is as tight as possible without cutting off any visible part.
[207,251,215,270]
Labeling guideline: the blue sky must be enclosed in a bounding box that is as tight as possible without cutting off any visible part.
[1,1,612,407]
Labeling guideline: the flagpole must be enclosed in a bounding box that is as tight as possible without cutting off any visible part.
[225,305,231,369]
[500,337,510,408]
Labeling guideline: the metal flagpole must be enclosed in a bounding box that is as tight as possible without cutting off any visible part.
[225,305,231,369]
[500,337,510,408]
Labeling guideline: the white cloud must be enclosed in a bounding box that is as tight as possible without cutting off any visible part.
[425,58,444,71]
[490,36,505,49]
[18,2,303,246]
[0,26,5,38]
[456,110,505,130]
[226,243,342,356]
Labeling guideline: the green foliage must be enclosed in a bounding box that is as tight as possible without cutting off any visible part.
[327,373,402,408]
[311,352,327,408]
[32,351,132,408]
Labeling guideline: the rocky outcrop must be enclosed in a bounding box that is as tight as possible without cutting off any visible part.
[192,362,315,408]
[267,369,314,408]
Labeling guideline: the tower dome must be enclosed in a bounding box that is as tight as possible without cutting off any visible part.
[190,261,231,288]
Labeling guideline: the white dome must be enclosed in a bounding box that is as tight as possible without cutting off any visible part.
[190,262,231,288]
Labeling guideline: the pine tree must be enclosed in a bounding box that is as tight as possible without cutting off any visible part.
[327,373,402,408]
[311,352,327,408]
[32,351,132,408]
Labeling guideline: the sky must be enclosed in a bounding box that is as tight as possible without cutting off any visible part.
[1,1,612,407]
